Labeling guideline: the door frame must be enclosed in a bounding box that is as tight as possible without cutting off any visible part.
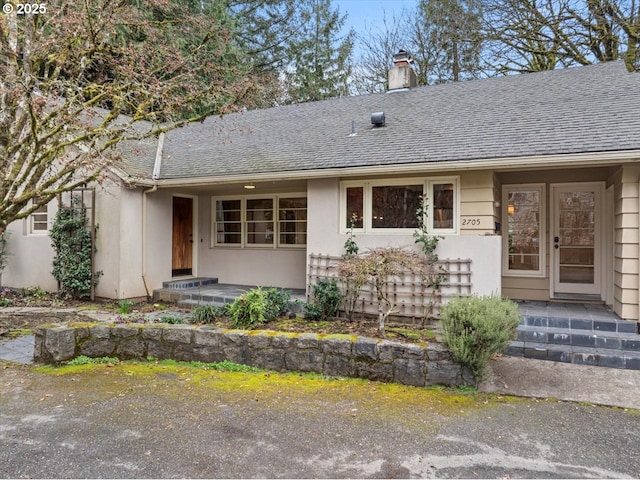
[172,194,198,278]
[549,182,604,300]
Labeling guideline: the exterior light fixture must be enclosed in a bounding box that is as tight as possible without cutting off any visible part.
[244,183,256,190]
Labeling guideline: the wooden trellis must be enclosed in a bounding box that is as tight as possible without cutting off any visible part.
[308,253,472,321]
[58,187,96,300]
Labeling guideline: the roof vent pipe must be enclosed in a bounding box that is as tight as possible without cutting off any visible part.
[371,112,385,127]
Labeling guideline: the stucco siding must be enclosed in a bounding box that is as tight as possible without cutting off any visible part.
[2,217,57,291]
[115,187,145,298]
[307,175,502,296]
[196,192,306,289]
[143,189,174,292]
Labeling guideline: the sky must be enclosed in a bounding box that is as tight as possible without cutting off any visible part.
[334,0,418,37]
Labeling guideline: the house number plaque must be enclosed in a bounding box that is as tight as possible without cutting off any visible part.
[461,217,484,227]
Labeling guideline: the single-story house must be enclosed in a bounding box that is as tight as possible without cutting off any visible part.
[4,56,640,320]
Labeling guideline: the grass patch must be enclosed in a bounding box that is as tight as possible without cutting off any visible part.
[67,355,120,366]
[154,358,262,373]
[6,328,34,338]
[386,327,435,342]
[34,358,528,426]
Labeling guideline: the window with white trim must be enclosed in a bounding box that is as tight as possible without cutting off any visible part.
[341,177,459,234]
[213,195,306,248]
[428,180,456,232]
[214,199,241,245]
[278,197,307,246]
[29,199,49,234]
[502,184,545,276]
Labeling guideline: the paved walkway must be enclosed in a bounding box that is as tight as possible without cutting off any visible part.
[0,335,34,364]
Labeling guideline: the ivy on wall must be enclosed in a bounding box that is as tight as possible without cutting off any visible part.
[50,203,101,299]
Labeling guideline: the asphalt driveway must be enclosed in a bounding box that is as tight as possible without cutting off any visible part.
[1,361,639,479]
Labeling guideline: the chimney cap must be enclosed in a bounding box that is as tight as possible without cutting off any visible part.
[393,49,413,66]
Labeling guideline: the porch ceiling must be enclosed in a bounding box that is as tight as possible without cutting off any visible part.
[161,178,308,196]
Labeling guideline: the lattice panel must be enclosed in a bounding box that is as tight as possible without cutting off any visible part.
[308,254,472,320]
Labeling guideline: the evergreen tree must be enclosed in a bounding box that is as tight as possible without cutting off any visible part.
[282,0,355,103]
[226,0,306,107]
[416,0,485,83]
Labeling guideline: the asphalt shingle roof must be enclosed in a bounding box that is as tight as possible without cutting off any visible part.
[151,61,640,181]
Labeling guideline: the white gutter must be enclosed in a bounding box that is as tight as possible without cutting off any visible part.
[142,149,640,188]
[141,133,164,298]
[152,133,165,180]
[141,185,157,299]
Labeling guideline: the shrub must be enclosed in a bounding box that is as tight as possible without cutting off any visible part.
[304,279,343,321]
[158,315,188,324]
[440,295,521,381]
[67,356,120,366]
[191,304,223,324]
[228,287,291,328]
[228,288,268,328]
[265,288,291,319]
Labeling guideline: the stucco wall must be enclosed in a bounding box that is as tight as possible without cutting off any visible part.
[196,194,306,289]
[2,210,58,291]
[307,177,502,297]
[93,184,149,299]
[143,189,174,293]
[92,181,122,298]
[2,180,152,300]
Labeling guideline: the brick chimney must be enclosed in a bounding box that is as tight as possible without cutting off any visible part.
[388,49,417,91]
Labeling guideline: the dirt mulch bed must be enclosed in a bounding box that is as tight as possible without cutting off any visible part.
[0,291,438,345]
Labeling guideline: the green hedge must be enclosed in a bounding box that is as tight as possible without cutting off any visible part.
[440,295,521,381]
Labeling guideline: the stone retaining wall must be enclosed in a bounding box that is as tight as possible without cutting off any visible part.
[34,324,473,387]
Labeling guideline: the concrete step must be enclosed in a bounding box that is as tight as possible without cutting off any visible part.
[521,314,639,334]
[516,325,640,351]
[507,314,640,370]
[161,277,218,289]
[506,341,640,370]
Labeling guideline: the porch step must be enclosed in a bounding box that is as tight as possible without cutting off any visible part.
[153,282,306,314]
[506,314,640,370]
[161,277,218,289]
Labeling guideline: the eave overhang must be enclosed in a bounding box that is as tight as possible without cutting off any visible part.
[127,149,640,189]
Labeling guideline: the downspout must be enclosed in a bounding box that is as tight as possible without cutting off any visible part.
[141,132,164,299]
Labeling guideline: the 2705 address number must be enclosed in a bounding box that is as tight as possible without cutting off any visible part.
[461,217,481,226]
[2,3,47,14]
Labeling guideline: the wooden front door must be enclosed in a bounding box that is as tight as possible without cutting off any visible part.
[172,196,193,276]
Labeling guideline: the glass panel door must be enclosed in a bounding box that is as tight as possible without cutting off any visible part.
[552,183,602,296]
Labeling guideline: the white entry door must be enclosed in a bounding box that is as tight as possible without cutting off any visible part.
[551,183,603,297]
